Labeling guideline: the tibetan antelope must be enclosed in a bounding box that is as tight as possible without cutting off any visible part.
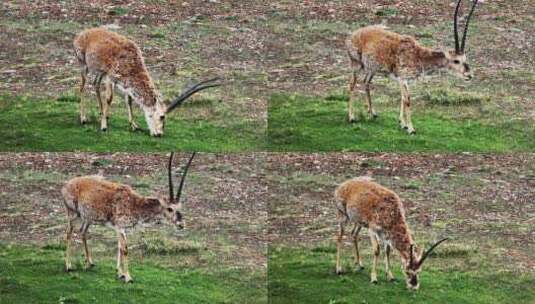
[334,177,447,290]
[61,152,196,282]
[73,27,221,136]
[346,0,479,134]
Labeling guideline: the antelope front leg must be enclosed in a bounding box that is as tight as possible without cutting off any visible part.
[79,69,88,124]
[124,95,139,131]
[64,217,75,272]
[116,238,122,277]
[363,74,377,119]
[118,230,133,283]
[398,80,407,130]
[399,80,415,134]
[351,224,364,270]
[95,74,108,132]
[105,78,114,120]
[384,244,395,281]
[348,72,357,123]
[370,234,380,284]
[336,221,345,275]
[80,222,94,269]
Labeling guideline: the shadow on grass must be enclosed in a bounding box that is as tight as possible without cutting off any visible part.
[267,94,535,152]
[0,95,264,152]
[268,246,535,304]
[0,244,266,304]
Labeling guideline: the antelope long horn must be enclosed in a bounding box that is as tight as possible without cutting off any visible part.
[166,77,222,113]
[175,152,196,203]
[168,152,175,202]
[460,0,479,52]
[453,0,462,53]
[418,238,449,267]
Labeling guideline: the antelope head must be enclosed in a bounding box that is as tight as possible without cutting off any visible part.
[145,78,221,137]
[151,152,196,229]
[402,238,448,290]
[445,0,478,81]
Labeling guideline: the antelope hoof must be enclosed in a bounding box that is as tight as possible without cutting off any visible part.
[130,124,140,132]
[408,129,416,135]
[101,127,107,132]
[371,279,378,284]
[80,119,88,125]
[370,113,378,119]
[85,263,95,269]
[388,276,397,282]
[355,265,364,271]
[349,118,356,124]
[65,266,73,272]
[336,268,343,275]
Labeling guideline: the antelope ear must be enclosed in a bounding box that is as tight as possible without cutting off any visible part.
[151,196,168,206]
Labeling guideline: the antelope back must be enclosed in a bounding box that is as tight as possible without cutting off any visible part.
[335,177,404,226]
[62,176,130,215]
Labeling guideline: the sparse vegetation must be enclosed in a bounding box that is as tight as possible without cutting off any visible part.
[0,154,267,303]
[0,95,263,151]
[0,244,264,304]
[267,153,535,303]
[268,93,535,151]
[269,246,535,304]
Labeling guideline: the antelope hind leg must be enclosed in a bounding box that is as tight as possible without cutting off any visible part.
[124,95,139,131]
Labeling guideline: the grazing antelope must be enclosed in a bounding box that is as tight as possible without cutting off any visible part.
[73,27,221,136]
[61,152,196,282]
[346,0,479,134]
[334,177,447,290]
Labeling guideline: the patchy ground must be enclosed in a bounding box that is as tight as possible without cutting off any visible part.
[267,153,535,303]
[0,153,267,303]
[267,153,535,268]
[0,1,268,150]
[1,1,533,151]
[264,0,534,151]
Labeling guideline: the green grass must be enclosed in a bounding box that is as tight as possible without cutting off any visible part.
[267,94,535,152]
[269,246,535,304]
[0,244,265,304]
[0,95,264,152]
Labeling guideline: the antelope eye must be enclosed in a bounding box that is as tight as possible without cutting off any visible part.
[166,207,173,212]
[453,60,460,64]
[160,115,165,120]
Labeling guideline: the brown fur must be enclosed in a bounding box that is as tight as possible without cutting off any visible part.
[61,175,182,282]
[334,177,413,258]
[348,26,448,78]
[346,25,473,134]
[62,176,163,227]
[334,177,444,290]
[73,27,167,136]
[74,28,158,106]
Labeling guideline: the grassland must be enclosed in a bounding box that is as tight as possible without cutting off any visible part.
[0,94,262,152]
[269,246,534,304]
[1,1,533,152]
[268,91,535,152]
[263,1,534,151]
[267,153,535,303]
[0,3,267,151]
[0,153,267,303]
[0,244,264,304]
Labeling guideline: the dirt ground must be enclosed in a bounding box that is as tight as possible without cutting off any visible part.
[267,153,535,271]
[0,153,267,269]
[1,1,533,115]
